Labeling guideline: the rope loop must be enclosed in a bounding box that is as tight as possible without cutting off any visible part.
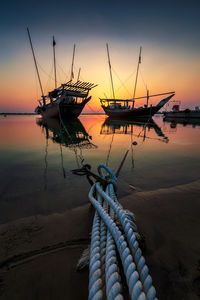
[97,164,117,192]
[72,164,117,191]
[87,164,157,300]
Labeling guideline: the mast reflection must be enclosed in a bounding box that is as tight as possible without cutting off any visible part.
[101,117,168,143]
[37,117,97,150]
[100,117,169,171]
[36,117,97,187]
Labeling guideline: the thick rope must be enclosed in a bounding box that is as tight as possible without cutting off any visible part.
[88,164,158,300]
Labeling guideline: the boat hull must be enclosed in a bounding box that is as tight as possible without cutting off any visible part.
[35,97,91,119]
[101,94,175,119]
[102,105,160,119]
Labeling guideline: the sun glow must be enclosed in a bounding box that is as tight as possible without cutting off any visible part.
[0,38,199,113]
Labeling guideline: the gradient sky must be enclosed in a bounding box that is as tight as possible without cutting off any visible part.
[1,0,200,112]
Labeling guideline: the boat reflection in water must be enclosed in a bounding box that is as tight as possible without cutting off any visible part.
[100,117,169,170]
[37,117,97,150]
[101,117,168,142]
[36,117,97,185]
[163,116,200,128]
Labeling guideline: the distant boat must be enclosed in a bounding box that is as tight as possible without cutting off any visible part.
[100,44,175,119]
[164,104,200,119]
[27,29,97,119]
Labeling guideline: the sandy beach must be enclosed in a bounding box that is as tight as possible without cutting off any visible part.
[0,179,200,299]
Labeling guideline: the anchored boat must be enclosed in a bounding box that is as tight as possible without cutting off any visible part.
[27,28,97,119]
[35,80,97,119]
[164,103,200,119]
[100,44,175,119]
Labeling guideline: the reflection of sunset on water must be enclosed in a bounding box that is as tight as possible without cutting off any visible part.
[1,115,199,194]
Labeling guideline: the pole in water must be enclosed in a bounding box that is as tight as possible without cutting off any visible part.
[70,44,76,81]
[116,140,138,177]
[132,46,142,108]
[27,27,45,101]
[115,149,129,177]
[53,36,57,89]
[106,43,115,99]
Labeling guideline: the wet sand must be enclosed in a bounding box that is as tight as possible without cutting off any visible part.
[0,180,200,299]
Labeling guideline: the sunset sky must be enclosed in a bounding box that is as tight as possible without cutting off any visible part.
[1,0,200,112]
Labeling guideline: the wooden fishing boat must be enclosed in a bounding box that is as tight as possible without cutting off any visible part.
[100,45,175,119]
[27,29,97,119]
[35,80,97,118]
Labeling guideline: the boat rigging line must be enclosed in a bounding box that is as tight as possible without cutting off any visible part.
[112,67,132,97]
[27,28,45,103]
[106,43,115,99]
[70,44,76,81]
[59,143,66,178]
[77,67,81,81]
[106,133,114,167]
[43,128,49,190]
[132,46,142,108]
[53,36,57,89]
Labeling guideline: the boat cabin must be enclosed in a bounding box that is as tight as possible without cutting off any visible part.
[100,99,133,110]
[39,80,97,107]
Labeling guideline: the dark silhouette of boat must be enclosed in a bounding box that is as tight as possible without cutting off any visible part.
[35,80,97,119]
[100,94,175,119]
[27,28,97,119]
[100,44,175,119]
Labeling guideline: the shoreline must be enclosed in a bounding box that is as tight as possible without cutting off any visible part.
[0,180,200,299]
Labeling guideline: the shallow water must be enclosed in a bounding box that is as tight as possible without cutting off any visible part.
[0,114,200,224]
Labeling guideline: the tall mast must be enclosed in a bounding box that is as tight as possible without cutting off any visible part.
[106,43,115,99]
[70,44,76,81]
[77,67,81,81]
[53,36,57,89]
[132,46,142,108]
[146,89,149,107]
[27,28,45,101]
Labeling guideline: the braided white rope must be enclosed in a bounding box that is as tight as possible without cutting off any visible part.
[88,165,157,300]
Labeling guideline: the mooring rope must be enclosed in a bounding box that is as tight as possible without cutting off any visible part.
[87,164,157,300]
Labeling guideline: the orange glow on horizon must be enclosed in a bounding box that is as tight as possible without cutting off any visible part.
[1,39,200,112]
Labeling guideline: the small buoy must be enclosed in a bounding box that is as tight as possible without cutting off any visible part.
[132,141,137,146]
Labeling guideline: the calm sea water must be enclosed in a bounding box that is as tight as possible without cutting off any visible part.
[0,114,200,224]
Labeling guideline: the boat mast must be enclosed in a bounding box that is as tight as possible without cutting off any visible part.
[146,89,149,107]
[132,46,142,108]
[53,36,57,89]
[77,67,81,81]
[106,43,115,99]
[70,44,76,81]
[27,28,45,104]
